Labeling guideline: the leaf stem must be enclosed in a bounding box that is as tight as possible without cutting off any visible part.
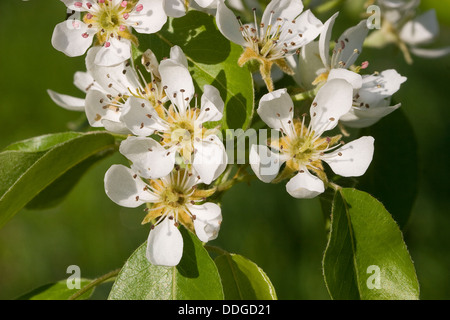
[68,268,121,300]
[204,245,228,256]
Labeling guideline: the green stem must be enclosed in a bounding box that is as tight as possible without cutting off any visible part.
[291,87,319,102]
[67,268,121,300]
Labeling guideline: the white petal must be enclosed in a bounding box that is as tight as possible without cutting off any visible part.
[94,38,132,67]
[310,79,353,134]
[193,135,228,185]
[262,0,304,27]
[400,9,439,46]
[142,49,161,79]
[293,41,326,90]
[129,0,167,34]
[197,85,224,123]
[119,136,176,179]
[195,0,217,8]
[60,0,89,11]
[159,48,194,111]
[188,203,222,242]
[164,0,187,17]
[73,71,95,93]
[120,97,169,136]
[323,136,374,177]
[278,10,323,51]
[102,119,131,134]
[249,144,284,183]
[84,89,122,127]
[286,169,325,199]
[257,88,294,131]
[168,45,189,69]
[319,12,339,69]
[410,46,450,58]
[333,20,369,69]
[355,69,406,108]
[146,218,183,267]
[104,164,157,208]
[215,0,247,47]
[86,47,140,95]
[340,103,401,128]
[47,90,85,111]
[51,20,94,57]
[328,68,363,92]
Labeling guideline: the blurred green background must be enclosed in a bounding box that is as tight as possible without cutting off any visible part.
[0,0,449,300]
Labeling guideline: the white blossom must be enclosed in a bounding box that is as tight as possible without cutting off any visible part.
[216,0,323,91]
[52,0,167,66]
[250,81,375,198]
[327,68,407,128]
[104,165,222,266]
[48,47,166,134]
[288,14,369,90]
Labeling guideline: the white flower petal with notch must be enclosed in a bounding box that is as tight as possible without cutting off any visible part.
[188,203,222,243]
[51,20,94,57]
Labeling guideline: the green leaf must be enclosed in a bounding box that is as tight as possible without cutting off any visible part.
[0,131,116,228]
[323,188,420,300]
[214,252,277,300]
[358,109,418,228]
[16,279,94,300]
[139,10,255,130]
[108,227,224,300]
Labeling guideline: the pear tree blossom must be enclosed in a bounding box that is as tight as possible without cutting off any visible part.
[327,68,407,128]
[216,0,323,91]
[52,0,167,66]
[48,46,167,134]
[118,46,228,185]
[104,165,222,266]
[250,80,375,198]
[289,14,370,90]
[5,0,441,298]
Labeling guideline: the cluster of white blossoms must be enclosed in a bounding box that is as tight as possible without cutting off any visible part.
[289,13,408,128]
[48,0,447,266]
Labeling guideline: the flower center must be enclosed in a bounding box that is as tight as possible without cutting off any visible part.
[288,136,315,164]
[160,186,187,209]
[99,9,121,31]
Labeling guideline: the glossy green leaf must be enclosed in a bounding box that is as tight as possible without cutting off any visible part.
[108,227,224,300]
[0,131,116,228]
[358,109,418,228]
[139,10,255,130]
[214,252,277,300]
[323,188,420,300]
[16,279,94,300]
